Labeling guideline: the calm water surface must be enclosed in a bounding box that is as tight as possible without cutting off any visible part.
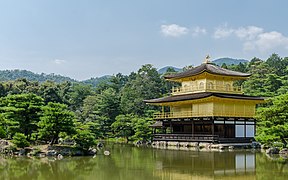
[0,143,287,180]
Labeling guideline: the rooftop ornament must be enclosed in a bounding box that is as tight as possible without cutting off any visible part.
[204,55,210,64]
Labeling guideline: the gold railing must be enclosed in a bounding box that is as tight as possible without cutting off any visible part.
[172,85,243,95]
[154,111,254,119]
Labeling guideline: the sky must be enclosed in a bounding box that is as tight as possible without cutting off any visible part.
[0,0,287,80]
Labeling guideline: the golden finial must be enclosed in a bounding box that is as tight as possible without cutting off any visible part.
[204,55,210,64]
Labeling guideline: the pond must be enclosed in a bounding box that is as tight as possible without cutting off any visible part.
[0,143,287,180]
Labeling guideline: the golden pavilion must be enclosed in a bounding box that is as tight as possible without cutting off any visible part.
[144,56,264,143]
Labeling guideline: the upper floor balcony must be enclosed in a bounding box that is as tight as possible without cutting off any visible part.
[172,83,243,95]
[153,110,254,119]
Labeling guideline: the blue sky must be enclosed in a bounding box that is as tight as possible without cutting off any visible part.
[0,0,287,80]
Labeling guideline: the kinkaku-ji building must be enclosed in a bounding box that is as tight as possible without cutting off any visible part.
[144,56,264,143]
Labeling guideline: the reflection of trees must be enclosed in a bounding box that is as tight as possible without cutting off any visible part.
[0,156,97,180]
[256,153,288,180]
[0,144,159,180]
[1,145,287,180]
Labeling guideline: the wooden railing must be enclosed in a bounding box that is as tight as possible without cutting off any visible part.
[153,111,254,119]
[153,134,219,142]
[172,85,243,95]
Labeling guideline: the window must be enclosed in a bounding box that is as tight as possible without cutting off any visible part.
[199,82,204,90]
[207,82,214,89]
[225,84,231,91]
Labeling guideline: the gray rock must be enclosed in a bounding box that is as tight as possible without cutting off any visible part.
[266,147,280,154]
[59,148,72,156]
[279,148,288,154]
[252,141,261,149]
[74,150,84,156]
[228,146,234,149]
[0,140,9,146]
[88,148,97,155]
[47,150,57,156]
[19,149,26,156]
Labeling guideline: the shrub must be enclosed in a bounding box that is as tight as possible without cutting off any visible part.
[0,126,6,138]
[12,133,30,148]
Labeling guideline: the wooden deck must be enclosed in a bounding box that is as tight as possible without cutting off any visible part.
[153,134,254,143]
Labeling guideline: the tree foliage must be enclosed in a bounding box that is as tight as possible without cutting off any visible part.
[256,93,288,147]
[0,93,44,140]
[12,133,30,148]
[38,102,76,145]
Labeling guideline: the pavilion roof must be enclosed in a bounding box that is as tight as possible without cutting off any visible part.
[164,63,250,80]
[144,92,264,104]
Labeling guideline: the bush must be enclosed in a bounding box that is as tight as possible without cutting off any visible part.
[73,130,96,151]
[0,126,6,138]
[12,133,30,148]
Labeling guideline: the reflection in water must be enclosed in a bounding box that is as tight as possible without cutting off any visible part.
[0,144,287,180]
[152,149,257,179]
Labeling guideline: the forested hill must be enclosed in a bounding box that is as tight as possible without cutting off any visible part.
[81,75,112,87]
[158,66,182,74]
[212,57,249,66]
[0,69,113,87]
[0,69,76,83]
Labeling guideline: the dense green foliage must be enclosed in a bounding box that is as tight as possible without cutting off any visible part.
[38,102,76,145]
[12,133,30,148]
[255,93,288,147]
[0,93,44,140]
[0,54,287,148]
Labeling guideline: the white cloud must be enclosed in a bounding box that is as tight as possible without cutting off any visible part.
[213,24,288,52]
[244,31,288,52]
[160,24,189,37]
[234,26,263,40]
[191,26,207,37]
[53,59,67,64]
[213,26,234,39]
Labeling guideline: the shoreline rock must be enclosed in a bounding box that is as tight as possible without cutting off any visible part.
[0,140,97,157]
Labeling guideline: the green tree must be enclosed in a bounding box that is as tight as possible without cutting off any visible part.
[38,80,62,104]
[0,93,44,140]
[73,123,97,151]
[120,64,162,115]
[81,88,120,137]
[112,114,134,142]
[38,102,76,145]
[132,117,153,142]
[12,133,30,148]
[69,83,94,110]
[256,93,288,147]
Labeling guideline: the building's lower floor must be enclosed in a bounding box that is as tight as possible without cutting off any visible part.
[151,117,256,143]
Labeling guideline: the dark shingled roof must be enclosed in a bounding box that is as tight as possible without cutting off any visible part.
[164,63,251,79]
[144,92,264,104]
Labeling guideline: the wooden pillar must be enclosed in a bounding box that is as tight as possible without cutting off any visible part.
[254,119,256,138]
[212,119,215,136]
[170,121,172,134]
[244,119,246,138]
[223,118,226,138]
[192,120,194,137]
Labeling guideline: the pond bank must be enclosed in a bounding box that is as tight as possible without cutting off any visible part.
[0,139,97,157]
[150,140,288,157]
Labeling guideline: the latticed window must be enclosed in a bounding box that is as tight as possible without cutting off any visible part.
[225,84,231,91]
[199,82,204,90]
[207,82,214,89]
